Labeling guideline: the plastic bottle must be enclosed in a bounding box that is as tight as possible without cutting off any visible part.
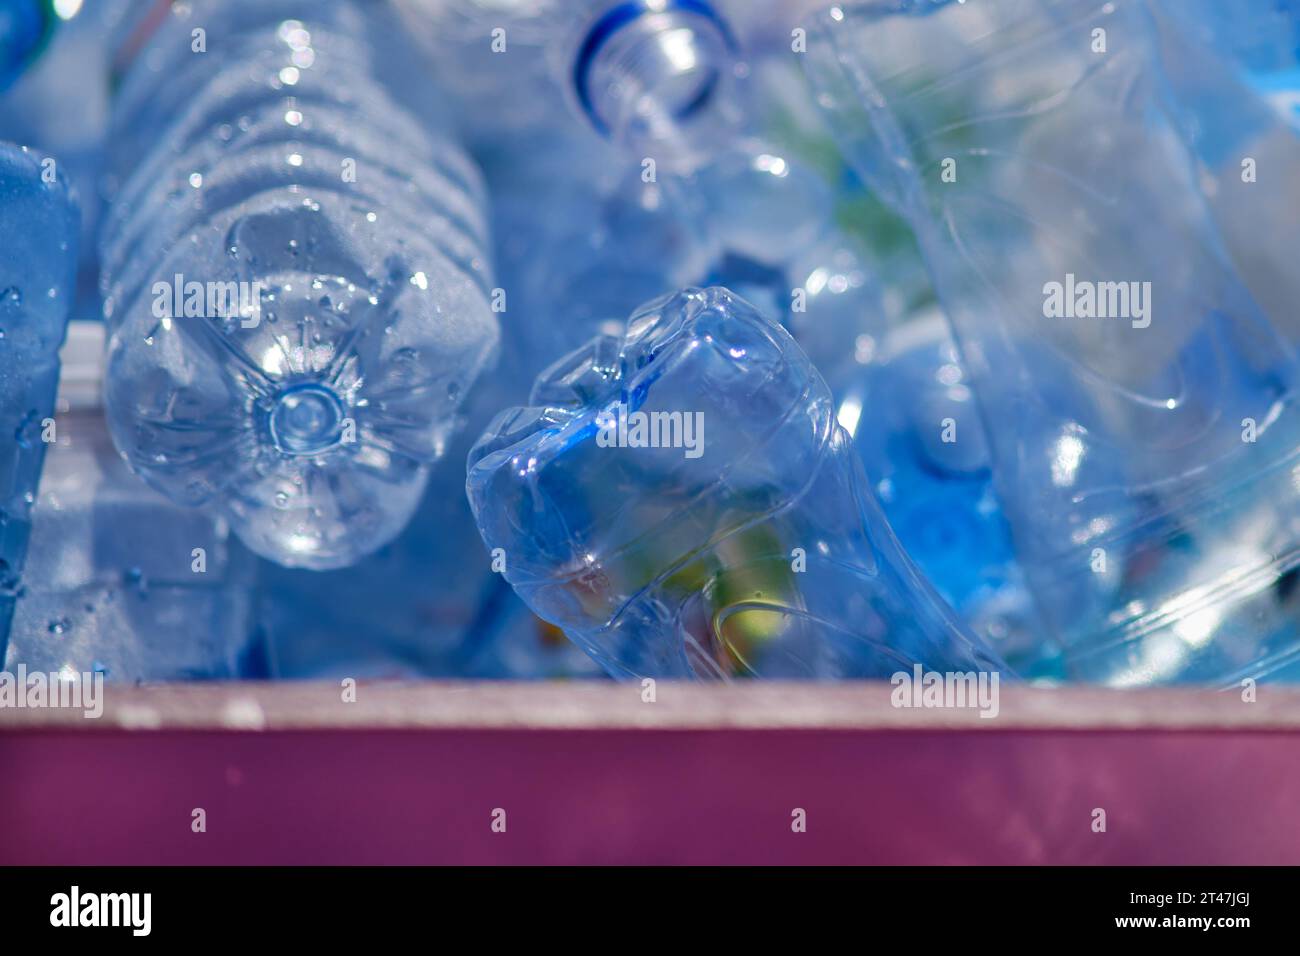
[410,0,750,390]
[245,0,765,669]
[0,140,76,651]
[99,0,499,570]
[807,0,1300,684]
[6,322,259,680]
[467,286,1008,680]
[404,0,847,411]
[396,0,757,169]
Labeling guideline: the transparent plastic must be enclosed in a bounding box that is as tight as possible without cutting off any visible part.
[396,0,748,169]
[100,0,498,570]
[0,141,77,649]
[467,286,1008,679]
[1146,1,1300,345]
[808,0,1300,684]
[6,322,257,680]
[837,310,1044,672]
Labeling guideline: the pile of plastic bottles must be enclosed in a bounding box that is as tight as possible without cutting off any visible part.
[3,0,1300,686]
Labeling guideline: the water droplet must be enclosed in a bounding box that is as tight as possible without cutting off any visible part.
[48,617,72,635]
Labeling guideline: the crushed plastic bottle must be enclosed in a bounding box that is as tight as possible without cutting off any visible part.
[472,17,1038,672]
[0,140,77,651]
[807,0,1300,684]
[5,322,259,681]
[99,0,499,570]
[467,286,1008,680]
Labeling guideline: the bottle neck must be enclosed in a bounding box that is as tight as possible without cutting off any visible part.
[572,0,737,167]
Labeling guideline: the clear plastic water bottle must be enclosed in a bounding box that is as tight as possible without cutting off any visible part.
[478,55,840,397]
[467,286,1008,680]
[99,0,499,570]
[6,322,259,681]
[409,0,843,409]
[808,0,1300,684]
[0,140,77,651]
[401,0,753,393]
[396,0,755,169]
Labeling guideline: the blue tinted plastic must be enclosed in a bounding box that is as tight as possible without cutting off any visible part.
[808,0,1300,684]
[0,141,77,651]
[5,323,257,681]
[99,0,499,570]
[467,286,1008,679]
